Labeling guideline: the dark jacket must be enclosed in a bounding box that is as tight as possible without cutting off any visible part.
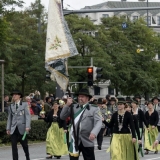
[44,109,67,130]
[145,110,159,126]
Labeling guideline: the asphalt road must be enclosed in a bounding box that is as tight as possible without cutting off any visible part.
[1,137,160,160]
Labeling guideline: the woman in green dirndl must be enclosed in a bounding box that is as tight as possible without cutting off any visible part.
[41,100,68,159]
[144,101,159,154]
[103,97,139,160]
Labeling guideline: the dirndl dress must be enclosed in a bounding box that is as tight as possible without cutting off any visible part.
[144,125,160,151]
[46,122,68,156]
[109,134,139,160]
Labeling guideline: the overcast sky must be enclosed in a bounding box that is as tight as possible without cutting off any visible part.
[23,0,160,10]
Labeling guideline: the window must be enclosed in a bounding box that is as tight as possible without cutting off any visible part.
[145,16,151,25]
[133,16,138,21]
[152,17,156,24]
[108,87,114,95]
[157,16,160,25]
[94,86,100,95]
[95,32,99,38]
[102,14,109,18]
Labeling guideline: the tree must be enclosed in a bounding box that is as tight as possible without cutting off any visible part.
[65,14,111,90]
[0,0,56,97]
[100,16,160,96]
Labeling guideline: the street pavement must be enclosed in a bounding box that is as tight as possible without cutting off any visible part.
[1,137,160,160]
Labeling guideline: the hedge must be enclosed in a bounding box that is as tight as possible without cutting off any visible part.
[0,112,8,121]
[0,120,48,144]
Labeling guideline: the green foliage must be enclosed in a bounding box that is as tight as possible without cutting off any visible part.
[0,120,48,144]
[0,0,55,98]
[100,16,160,95]
[0,112,8,121]
[1,0,160,98]
[66,15,160,96]
[65,15,111,89]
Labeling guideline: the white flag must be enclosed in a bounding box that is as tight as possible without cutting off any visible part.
[45,0,78,91]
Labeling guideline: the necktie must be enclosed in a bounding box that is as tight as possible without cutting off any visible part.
[16,104,18,110]
[80,105,83,109]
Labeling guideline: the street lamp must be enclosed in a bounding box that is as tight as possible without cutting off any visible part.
[0,60,5,112]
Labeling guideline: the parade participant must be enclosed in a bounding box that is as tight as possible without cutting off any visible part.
[60,88,102,160]
[108,97,117,114]
[153,133,160,148]
[6,90,31,160]
[44,97,52,116]
[125,103,141,141]
[144,101,159,154]
[103,97,139,160]
[131,99,148,140]
[134,95,146,113]
[152,97,160,132]
[97,98,107,150]
[41,100,68,159]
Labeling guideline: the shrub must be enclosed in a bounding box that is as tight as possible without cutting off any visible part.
[0,120,48,144]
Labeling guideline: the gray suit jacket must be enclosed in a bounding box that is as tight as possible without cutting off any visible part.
[6,101,31,135]
[60,103,102,147]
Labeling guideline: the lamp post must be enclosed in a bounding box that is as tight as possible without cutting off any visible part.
[0,60,5,112]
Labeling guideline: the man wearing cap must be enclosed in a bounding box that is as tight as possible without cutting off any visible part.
[152,97,160,132]
[6,90,31,160]
[60,88,102,160]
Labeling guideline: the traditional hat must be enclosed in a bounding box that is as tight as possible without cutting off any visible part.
[152,97,160,102]
[131,98,138,104]
[75,88,92,99]
[31,99,37,103]
[134,94,141,99]
[110,97,116,102]
[126,96,132,104]
[97,98,103,104]
[117,97,126,104]
[10,90,23,98]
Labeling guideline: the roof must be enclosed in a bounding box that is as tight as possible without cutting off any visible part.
[82,1,160,16]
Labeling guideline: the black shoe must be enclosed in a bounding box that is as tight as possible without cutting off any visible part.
[98,146,101,150]
[46,155,52,159]
[54,156,61,159]
[154,151,158,154]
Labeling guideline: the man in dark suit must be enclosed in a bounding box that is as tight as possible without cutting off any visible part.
[6,90,31,160]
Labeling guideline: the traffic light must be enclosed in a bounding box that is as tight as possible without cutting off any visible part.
[87,67,93,86]
[93,67,103,81]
